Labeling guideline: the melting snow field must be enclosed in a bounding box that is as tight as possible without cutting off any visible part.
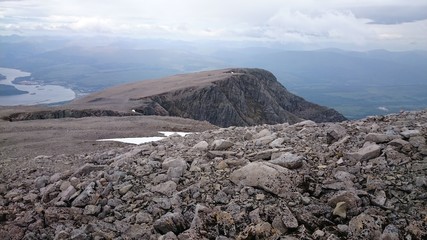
[97,131,193,145]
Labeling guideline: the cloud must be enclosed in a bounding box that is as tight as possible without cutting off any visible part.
[0,0,426,50]
[264,10,372,45]
[68,17,114,33]
[351,5,427,24]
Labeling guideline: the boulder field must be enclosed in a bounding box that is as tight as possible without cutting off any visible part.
[0,110,426,239]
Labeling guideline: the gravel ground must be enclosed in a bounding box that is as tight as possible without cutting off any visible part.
[0,115,216,180]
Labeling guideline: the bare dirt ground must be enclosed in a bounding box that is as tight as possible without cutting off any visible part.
[0,115,216,183]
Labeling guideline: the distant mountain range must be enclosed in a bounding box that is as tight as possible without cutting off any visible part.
[1,35,426,119]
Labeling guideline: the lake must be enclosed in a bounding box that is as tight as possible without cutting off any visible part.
[0,67,76,106]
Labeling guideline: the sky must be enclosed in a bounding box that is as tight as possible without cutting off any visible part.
[1,0,427,50]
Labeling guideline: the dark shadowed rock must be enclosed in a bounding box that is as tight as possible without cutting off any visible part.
[154,212,189,235]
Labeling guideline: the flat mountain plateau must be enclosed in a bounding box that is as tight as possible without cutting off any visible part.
[0,113,216,167]
[0,109,426,239]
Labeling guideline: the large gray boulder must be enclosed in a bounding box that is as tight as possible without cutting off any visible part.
[345,143,382,162]
[230,162,302,197]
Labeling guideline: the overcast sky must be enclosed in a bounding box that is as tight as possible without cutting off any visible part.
[1,0,426,50]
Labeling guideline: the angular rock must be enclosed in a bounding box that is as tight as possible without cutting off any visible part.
[154,212,189,235]
[327,124,347,144]
[162,157,187,171]
[328,191,361,211]
[34,176,50,189]
[159,232,178,240]
[282,206,298,229]
[59,185,77,202]
[345,143,382,162]
[389,138,412,152]
[5,188,24,200]
[269,152,304,169]
[247,149,278,160]
[0,184,7,195]
[313,229,325,238]
[409,136,426,148]
[211,139,234,150]
[189,204,212,230]
[254,129,272,139]
[151,181,177,197]
[136,212,153,224]
[414,176,427,187]
[192,141,209,151]
[401,129,420,138]
[334,171,356,182]
[83,205,101,215]
[118,184,133,195]
[167,167,184,181]
[214,190,230,204]
[332,202,347,218]
[380,224,399,240]
[71,182,97,207]
[230,162,302,197]
[372,190,387,206]
[215,210,236,237]
[73,163,107,177]
[294,120,317,127]
[254,134,277,146]
[207,151,237,159]
[269,138,285,148]
[365,133,396,143]
[22,193,38,203]
[237,221,276,240]
[348,213,382,239]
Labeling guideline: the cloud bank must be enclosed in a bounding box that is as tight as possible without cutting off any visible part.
[1,0,426,50]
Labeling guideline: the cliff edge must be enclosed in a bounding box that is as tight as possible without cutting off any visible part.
[71,68,346,127]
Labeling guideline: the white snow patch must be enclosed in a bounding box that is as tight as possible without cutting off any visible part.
[97,131,193,145]
[159,131,193,137]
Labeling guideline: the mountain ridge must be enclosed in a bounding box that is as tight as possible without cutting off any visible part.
[69,68,346,127]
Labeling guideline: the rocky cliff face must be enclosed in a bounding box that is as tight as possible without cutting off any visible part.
[4,68,346,126]
[132,68,346,127]
[1,110,426,239]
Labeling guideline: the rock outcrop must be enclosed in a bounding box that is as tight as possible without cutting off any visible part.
[71,68,346,127]
[1,110,426,239]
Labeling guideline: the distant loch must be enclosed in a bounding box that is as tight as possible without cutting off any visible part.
[0,67,76,106]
